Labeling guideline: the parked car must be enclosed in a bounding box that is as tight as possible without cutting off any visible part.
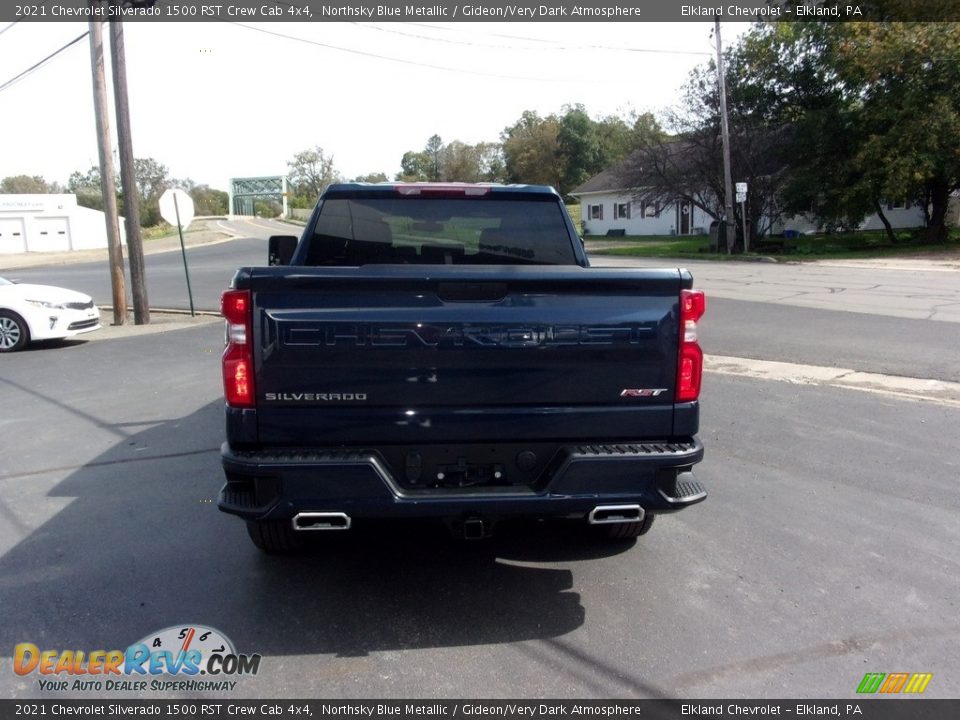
[0,276,101,352]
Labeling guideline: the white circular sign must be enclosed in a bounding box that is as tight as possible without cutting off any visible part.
[159,188,195,230]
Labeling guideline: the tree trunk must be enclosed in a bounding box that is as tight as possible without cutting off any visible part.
[873,201,897,245]
[925,182,950,244]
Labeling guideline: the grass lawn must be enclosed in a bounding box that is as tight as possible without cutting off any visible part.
[141,221,210,241]
[588,228,960,261]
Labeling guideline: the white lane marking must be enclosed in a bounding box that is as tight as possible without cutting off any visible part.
[215,220,244,238]
[706,355,960,408]
[241,217,290,233]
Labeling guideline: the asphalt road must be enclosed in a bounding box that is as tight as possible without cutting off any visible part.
[8,219,959,381]
[1,221,958,699]
[4,218,281,315]
[0,322,957,698]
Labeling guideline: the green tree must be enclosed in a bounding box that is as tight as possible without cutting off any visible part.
[353,172,389,183]
[176,179,228,216]
[67,168,105,211]
[727,18,960,243]
[501,110,564,191]
[475,142,507,183]
[558,104,603,194]
[1,175,62,194]
[68,158,176,226]
[839,22,960,242]
[425,134,444,181]
[437,141,478,182]
[287,146,341,202]
[132,157,172,226]
[727,22,883,235]
[396,151,430,182]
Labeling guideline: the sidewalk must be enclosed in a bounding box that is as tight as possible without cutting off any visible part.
[586,239,960,271]
[0,220,234,272]
[88,310,221,340]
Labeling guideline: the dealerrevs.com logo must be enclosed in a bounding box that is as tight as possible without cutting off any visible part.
[14,624,261,693]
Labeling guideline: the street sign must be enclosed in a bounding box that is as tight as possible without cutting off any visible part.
[735,182,748,194]
[736,192,747,203]
[158,188,196,316]
[159,188,195,230]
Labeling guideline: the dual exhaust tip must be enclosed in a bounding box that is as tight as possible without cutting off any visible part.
[291,505,643,534]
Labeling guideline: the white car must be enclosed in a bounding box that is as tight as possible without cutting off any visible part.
[0,276,101,352]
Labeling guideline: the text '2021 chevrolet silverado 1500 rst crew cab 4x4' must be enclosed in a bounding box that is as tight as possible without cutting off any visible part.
[218,183,707,553]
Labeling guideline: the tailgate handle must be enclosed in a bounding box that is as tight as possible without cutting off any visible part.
[437,282,508,303]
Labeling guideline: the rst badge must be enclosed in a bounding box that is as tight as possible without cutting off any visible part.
[620,388,668,398]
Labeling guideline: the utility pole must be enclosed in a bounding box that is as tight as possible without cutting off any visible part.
[88,13,127,324]
[110,16,149,324]
[714,16,736,254]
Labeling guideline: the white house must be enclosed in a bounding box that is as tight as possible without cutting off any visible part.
[774,201,926,236]
[0,194,126,255]
[570,164,713,236]
[571,160,926,238]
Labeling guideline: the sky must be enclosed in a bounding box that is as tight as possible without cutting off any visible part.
[0,18,748,192]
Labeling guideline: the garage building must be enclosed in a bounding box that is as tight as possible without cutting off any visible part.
[0,194,125,255]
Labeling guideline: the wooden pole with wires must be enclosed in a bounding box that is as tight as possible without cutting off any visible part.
[88,12,127,324]
[714,16,736,254]
[110,17,149,324]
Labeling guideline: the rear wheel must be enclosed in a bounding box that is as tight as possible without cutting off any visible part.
[0,311,29,352]
[245,519,303,554]
[595,513,655,540]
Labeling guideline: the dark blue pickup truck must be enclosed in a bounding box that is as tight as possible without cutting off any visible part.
[218,183,706,552]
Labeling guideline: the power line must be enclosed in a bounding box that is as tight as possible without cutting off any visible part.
[403,22,713,56]
[351,23,552,50]
[0,31,89,95]
[0,21,22,37]
[229,23,561,82]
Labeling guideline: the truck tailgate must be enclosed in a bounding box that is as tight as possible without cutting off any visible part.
[237,265,689,445]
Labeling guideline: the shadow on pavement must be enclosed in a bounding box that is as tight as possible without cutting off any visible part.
[0,398,637,660]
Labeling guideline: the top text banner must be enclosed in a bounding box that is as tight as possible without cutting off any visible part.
[6,1,960,23]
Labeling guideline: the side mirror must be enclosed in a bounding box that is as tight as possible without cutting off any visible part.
[268,235,298,266]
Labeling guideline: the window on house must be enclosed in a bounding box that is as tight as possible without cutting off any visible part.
[886,199,907,210]
[640,202,659,219]
[614,203,630,219]
[589,204,603,220]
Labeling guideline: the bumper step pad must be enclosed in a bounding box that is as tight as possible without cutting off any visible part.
[659,473,707,505]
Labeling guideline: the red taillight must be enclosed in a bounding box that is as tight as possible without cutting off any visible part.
[221,289,254,407]
[677,289,706,402]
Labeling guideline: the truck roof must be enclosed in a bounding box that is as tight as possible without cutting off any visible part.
[322,182,561,198]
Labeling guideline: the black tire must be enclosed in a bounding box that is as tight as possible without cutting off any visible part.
[596,513,655,540]
[0,310,29,353]
[245,519,303,554]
